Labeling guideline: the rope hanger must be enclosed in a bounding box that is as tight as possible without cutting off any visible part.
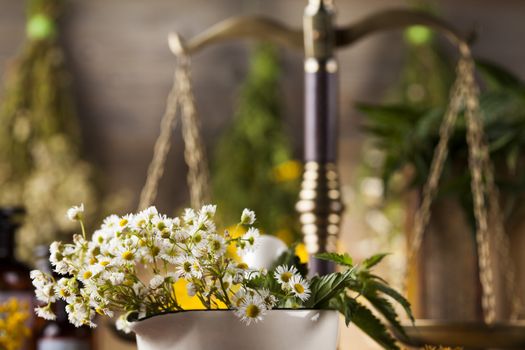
[137,33,210,212]
[407,43,523,324]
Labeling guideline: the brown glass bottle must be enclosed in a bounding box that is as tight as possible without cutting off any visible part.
[34,245,94,350]
[0,207,36,350]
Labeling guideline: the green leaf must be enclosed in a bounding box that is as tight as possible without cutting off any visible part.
[364,293,408,340]
[362,253,390,269]
[315,252,353,267]
[368,280,414,322]
[305,269,354,308]
[337,296,400,350]
[476,59,523,91]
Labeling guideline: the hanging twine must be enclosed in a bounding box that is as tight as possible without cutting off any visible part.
[138,33,210,211]
[406,42,523,324]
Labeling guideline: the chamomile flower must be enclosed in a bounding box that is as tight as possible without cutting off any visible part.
[183,208,197,225]
[30,270,56,303]
[66,301,94,328]
[108,272,125,285]
[174,255,202,279]
[33,205,328,329]
[235,294,267,325]
[49,241,64,264]
[258,288,278,309]
[206,234,226,258]
[66,203,84,221]
[273,265,299,287]
[200,204,217,219]
[289,275,311,302]
[149,275,165,289]
[116,315,132,333]
[240,209,256,225]
[237,228,260,256]
[55,278,76,302]
[35,305,56,320]
[186,282,197,297]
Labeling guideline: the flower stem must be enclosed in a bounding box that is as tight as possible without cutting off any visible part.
[79,220,86,239]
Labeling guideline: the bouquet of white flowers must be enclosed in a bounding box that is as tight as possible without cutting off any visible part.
[32,204,413,350]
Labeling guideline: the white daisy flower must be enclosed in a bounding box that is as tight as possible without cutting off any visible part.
[132,282,147,298]
[140,206,159,220]
[174,255,202,279]
[243,228,259,248]
[289,275,311,302]
[232,288,247,308]
[183,208,197,224]
[66,203,84,221]
[149,275,165,289]
[234,294,266,325]
[200,204,217,219]
[35,305,56,320]
[65,300,93,328]
[101,214,121,231]
[186,282,197,297]
[258,288,277,309]
[240,209,256,225]
[108,272,125,285]
[49,241,63,264]
[152,214,171,234]
[273,265,299,287]
[116,315,132,334]
[237,228,260,256]
[206,234,226,258]
[31,270,57,303]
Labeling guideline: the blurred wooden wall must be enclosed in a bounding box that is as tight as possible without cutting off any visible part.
[1,0,525,349]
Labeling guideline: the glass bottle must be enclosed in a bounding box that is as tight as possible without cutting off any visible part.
[0,207,36,349]
[34,245,94,350]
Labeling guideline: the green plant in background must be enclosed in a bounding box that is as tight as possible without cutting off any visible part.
[211,44,301,244]
[0,0,97,261]
[359,9,525,221]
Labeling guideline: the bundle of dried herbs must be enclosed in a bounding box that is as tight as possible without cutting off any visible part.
[0,0,96,260]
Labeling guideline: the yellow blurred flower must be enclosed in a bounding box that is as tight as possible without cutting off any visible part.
[272,160,302,183]
[295,243,309,264]
[275,229,294,245]
[172,280,206,310]
[0,298,31,350]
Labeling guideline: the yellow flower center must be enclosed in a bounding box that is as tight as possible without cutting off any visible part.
[211,240,221,251]
[245,304,260,318]
[119,219,128,227]
[122,251,134,261]
[100,260,110,267]
[83,271,93,280]
[281,272,293,283]
[237,262,248,270]
[151,246,160,256]
[294,283,304,294]
[194,233,202,244]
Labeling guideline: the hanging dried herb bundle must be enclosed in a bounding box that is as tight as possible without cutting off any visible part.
[211,44,301,244]
[0,0,96,260]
